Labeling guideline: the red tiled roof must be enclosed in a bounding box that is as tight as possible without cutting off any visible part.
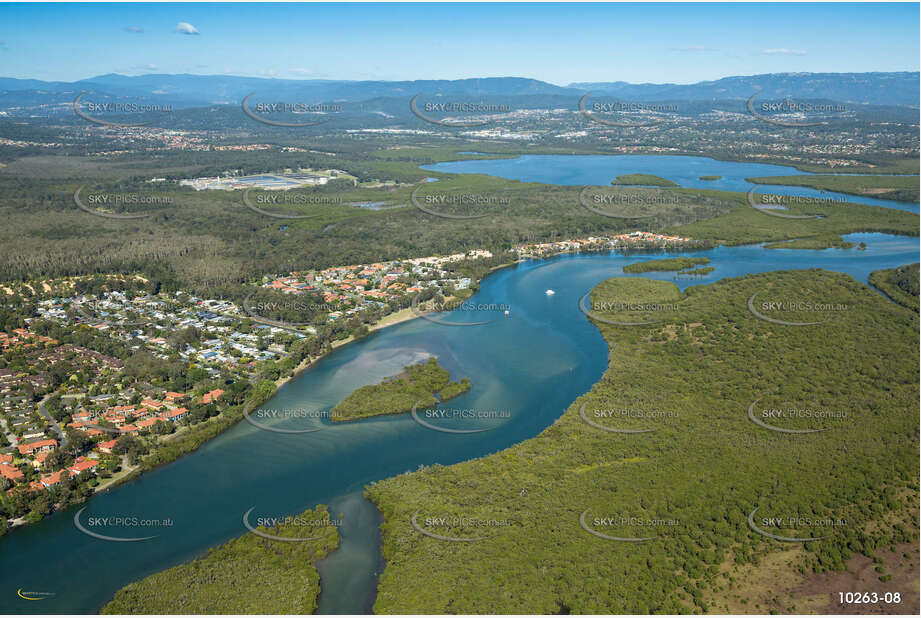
[18,439,58,454]
[68,459,98,474]
[200,389,224,404]
[0,463,23,480]
[162,408,187,419]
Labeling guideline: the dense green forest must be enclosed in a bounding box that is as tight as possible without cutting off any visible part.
[746,175,920,203]
[869,263,920,311]
[366,270,919,613]
[0,146,916,301]
[623,257,710,273]
[331,357,470,421]
[763,235,857,250]
[611,174,678,187]
[101,505,339,614]
[667,193,917,246]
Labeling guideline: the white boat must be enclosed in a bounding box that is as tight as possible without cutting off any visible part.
[545,289,555,296]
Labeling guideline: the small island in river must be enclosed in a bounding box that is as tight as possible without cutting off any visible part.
[331,357,471,421]
[611,173,678,187]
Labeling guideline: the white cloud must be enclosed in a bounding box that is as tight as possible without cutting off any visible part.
[761,48,807,56]
[174,22,200,35]
[124,26,144,33]
[133,63,159,72]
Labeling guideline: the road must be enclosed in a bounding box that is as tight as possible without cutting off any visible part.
[38,395,67,446]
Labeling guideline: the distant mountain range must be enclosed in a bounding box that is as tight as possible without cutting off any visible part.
[0,72,917,112]
[571,72,920,107]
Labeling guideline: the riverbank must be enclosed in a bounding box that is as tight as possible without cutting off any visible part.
[365,268,920,613]
[4,234,917,614]
[273,306,426,391]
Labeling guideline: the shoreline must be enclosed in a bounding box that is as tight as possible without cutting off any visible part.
[273,306,425,391]
[5,234,913,534]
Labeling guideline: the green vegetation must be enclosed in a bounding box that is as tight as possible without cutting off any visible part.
[0,160,737,295]
[763,235,856,250]
[331,357,470,421]
[747,174,920,203]
[101,505,339,614]
[366,270,918,613]
[612,173,677,187]
[869,263,919,311]
[668,190,918,246]
[1,145,913,299]
[623,256,710,273]
[680,266,714,276]
[700,175,722,181]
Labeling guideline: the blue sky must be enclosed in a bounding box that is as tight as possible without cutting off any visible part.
[1,2,918,84]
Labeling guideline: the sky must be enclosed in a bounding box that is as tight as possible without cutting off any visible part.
[0,2,918,84]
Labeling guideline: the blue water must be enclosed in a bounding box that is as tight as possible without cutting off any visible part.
[1,233,918,615]
[421,154,919,213]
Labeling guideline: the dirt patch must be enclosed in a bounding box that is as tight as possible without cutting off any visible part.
[704,543,918,614]
[792,544,919,615]
[859,188,897,196]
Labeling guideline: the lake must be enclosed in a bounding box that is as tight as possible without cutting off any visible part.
[421,154,919,213]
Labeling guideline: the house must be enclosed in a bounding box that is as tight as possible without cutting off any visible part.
[0,463,23,481]
[119,424,139,435]
[0,453,12,465]
[161,407,188,422]
[32,451,52,468]
[18,439,58,455]
[97,439,118,454]
[200,389,224,405]
[68,458,98,475]
[40,469,68,488]
[73,410,95,422]
[137,416,165,429]
[164,392,186,403]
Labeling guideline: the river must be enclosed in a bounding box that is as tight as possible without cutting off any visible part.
[1,156,918,615]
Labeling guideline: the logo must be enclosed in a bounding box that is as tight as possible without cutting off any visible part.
[409,402,503,434]
[241,92,332,128]
[241,292,315,329]
[242,507,338,542]
[747,291,830,326]
[73,186,153,220]
[410,185,497,220]
[579,509,659,542]
[72,92,154,127]
[410,93,497,128]
[409,294,498,327]
[746,89,832,128]
[73,506,162,542]
[578,92,662,128]
[578,186,659,219]
[241,403,325,435]
[577,402,657,434]
[746,186,822,220]
[241,188,321,219]
[74,298,150,330]
[747,396,831,434]
[409,510,509,542]
[578,292,671,326]
[747,506,834,542]
[17,588,55,601]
